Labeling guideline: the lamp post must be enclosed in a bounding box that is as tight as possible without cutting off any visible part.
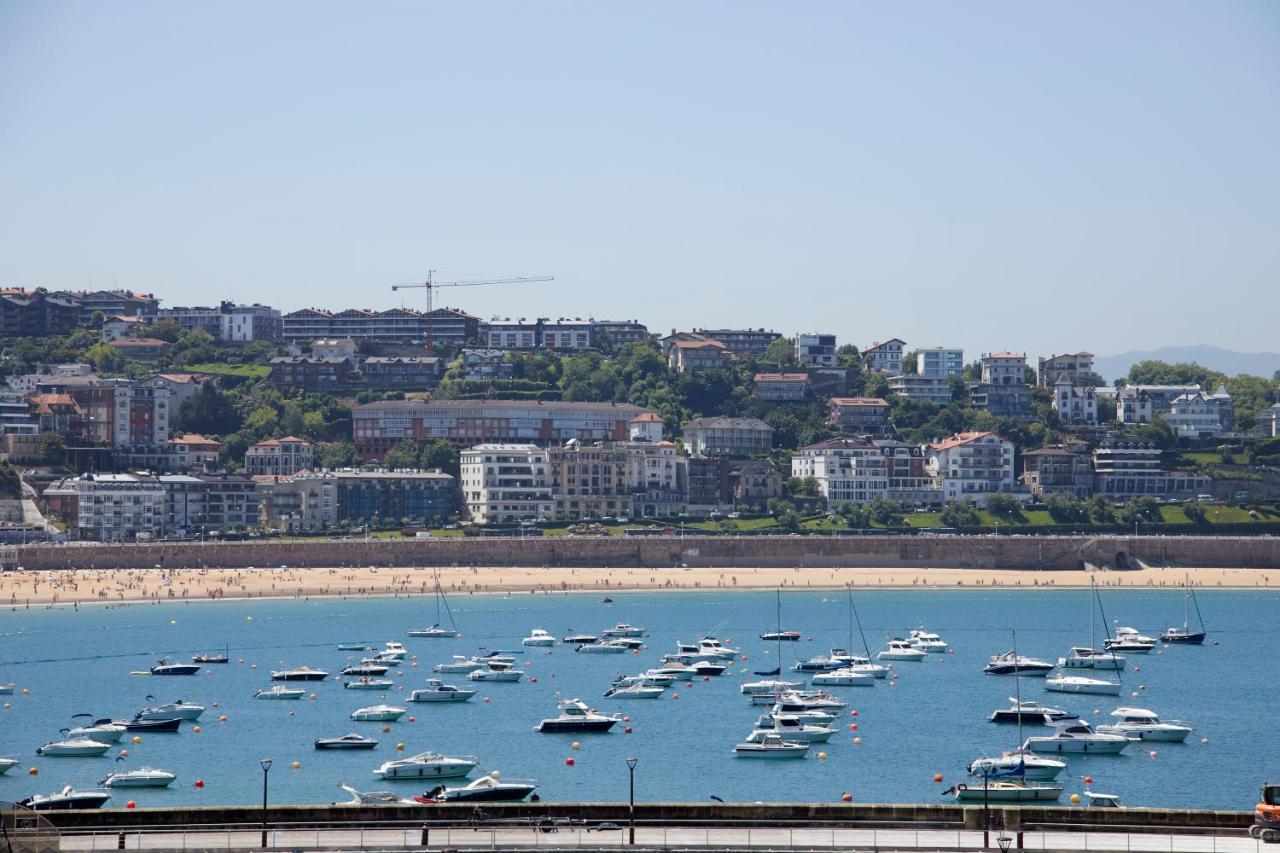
[997,833,1013,853]
[259,758,272,848]
[625,757,638,845]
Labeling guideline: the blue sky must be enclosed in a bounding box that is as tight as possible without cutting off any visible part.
[2,2,1278,360]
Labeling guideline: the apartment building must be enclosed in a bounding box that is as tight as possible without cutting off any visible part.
[980,353,1027,386]
[244,436,315,476]
[617,439,686,518]
[547,441,632,520]
[916,347,964,378]
[1092,441,1210,500]
[754,373,808,402]
[1117,385,1202,425]
[728,459,783,506]
[158,301,282,342]
[0,290,80,337]
[56,290,159,325]
[968,383,1034,421]
[256,472,337,533]
[690,328,780,358]
[44,473,166,541]
[827,397,891,437]
[482,318,593,350]
[796,334,837,368]
[682,417,773,457]
[116,434,223,473]
[924,432,1017,505]
[888,374,953,406]
[460,444,555,524]
[282,307,443,345]
[460,349,512,380]
[667,337,732,373]
[334,470,456,526]
[354,399,651,456]
[267,357,354,391]
[106,338,171,362]
[863,339,906,374]
[875,439,939,505]
[592,320,650,346]
[1165,389,1234,440]
[1021,445,1094,499]
[792,437,889,506]
[1052,376,1098,426]
[359,356,441,389]
[1038,352,1095,389]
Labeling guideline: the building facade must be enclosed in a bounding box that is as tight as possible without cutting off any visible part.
[1092,441,1210,499]
[1038,352,1095,388]
[546,442,632,520]
[682,417,773,457]
[924,432,1017,505]
[460,444,554,524]
[244,436,315,476]
[754,373,809,402]
[916,347,964,378]
[796,334,837,368]
[863,339,906,374]
[888,374,953,406]
[828,397,892,437]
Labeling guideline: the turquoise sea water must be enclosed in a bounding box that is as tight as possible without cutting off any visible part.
[1,587,1275,810]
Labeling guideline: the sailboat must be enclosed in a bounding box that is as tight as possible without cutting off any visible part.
[753,590,786,676]
[960,629,1066,801]
[815,588,888,683]
[1162,576,1207,644]
[1047,582,1122,696]
[1058,577,1126,671]
[408,570,460,638]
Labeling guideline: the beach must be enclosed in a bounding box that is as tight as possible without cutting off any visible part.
[2,563,1275,607]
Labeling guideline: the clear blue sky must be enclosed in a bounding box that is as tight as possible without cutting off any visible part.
[2,2,1278,360]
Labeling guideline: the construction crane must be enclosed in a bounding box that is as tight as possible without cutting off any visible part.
[392,270,553,352]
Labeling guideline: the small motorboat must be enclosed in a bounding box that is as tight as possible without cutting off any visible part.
[577,639,631,655]
[603,681,664,699]
[371,652,403,667]
[831,653,891,679]
[733,732,809,758]
[410,679,476,703]
[1084,791,1125,809]
[984,651,1054,676]
[1023,721,1132,754]
[344,677,395,691]
[665,659,726,676]
[536,698,621,733]
[811,667,875,687]
[36,738,113,757]
[0,682,15,694]
[1096,707,1193,742]
[255,685,305,700]
[433,656,484,673]
[68,720,127,743]
[419,772,538,803]
[949,780,1064,802]
[343,662,391,676]
[1044,673,1122,696]
[908,628,949,653]
[601,623,646,638]
[375,751,477,780]
[760,630,802,642]
[271,666,329,681]
[18,786,111,810]
[123,716,183,732]
[381,641,408,657]
[562,633,599,645]
[338,643,374,651]
[150,659,201,676]
[522,629,557,647]
[0,757,18,775]
[350,704,407,722]
[193,645,229,664]
[677,637,738,660]
[988,700,1077,726]
[741,679,804,696]
[1058,647,1127,671]
[773,690,846,712]
[877,639,926,661]
[135,700,204,721]
[967,751,1066,781]
[407,625,459,639]
[316,733,380,750]
[467,663,524,683]
[748,714,834,743]
[792,653,847,673]
[339,783,411,804]
[100,766,177,788]
[1104,627,1157,654]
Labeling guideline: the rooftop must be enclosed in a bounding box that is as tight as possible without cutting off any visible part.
[928,431,997,451]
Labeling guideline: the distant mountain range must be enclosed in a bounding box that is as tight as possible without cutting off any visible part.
[1095,345,1280,382]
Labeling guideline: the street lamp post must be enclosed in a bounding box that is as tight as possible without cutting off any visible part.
[259,758,272,848]
[626,757,638,845]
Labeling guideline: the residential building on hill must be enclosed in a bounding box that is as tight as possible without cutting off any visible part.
[863,339,906,374]
[460,348,513,380]
[158,301,282,342]
[0,290,80,337]
[244,436,315,477]
[282,306,474,345]
[690,328,780,358]
[796,334,837,368]
[916,347,964,378]
[1021,444,1093,498]
[358,356,441,389]
[667,337,732,373]
[44,473,165,541]
[1092,441,1210,500]
[828,397,892,437]
[483,318,594,350]
[1116,384,1202,425]
[460,443,554,524]
[1038,352,1095,388]
[591,319,650,346]
[727,459,784,506]
[980,352,1028,386]
[1165,388,1233,440]
[267,356,353,391]
[55,290,159,325]
[924,432,1017,506]
[792,437,889,507]
[1052,376,1098,426]
[333,469,456,526]
[547,441,632,520]
[682,417,773,457]
[106,338,171,362]
[888,374,952,406]
[754,373,808,402]
[968,383,1034,420]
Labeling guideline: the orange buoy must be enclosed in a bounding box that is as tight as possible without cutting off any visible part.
[571,741,581,750]
[219,715,228,722]
[933,773,943,783]
[531,677,538,684]
[193,726,201,733]
[27,767,38,776]
[1083,776,1093,784]
[290,761,301,770]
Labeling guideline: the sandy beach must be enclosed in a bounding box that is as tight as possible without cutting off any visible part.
[1,564,1275,608]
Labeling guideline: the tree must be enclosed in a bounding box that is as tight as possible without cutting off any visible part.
[1045,496,1090,524]
[1126,360,1223,388]
[383,439,421,470]
[1088,494,1118,524]
[985,493,1024,520]
[39,431,66,466]
[869,497,905,527]
[901,350,919,375]
[837,501,872,528]
[761,337,797,366]
[939,501,981,528]
[175,384,242,436]
[1182,502,1208,525]
[1119,496,1163,525]
[316,441,358,468]
[84,342,125,374]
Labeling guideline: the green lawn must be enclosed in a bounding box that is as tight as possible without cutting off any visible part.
[185,362,271,379]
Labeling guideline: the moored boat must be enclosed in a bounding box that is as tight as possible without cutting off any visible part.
[19,786,111,810]
[316,733,380,750]
[410,679,477,703]
[375,751,477,780]
[350,704,407,722]
[1044,673,1122,696]
[733,732,809,758]
[418,772,538,803]
[536,698,620,733]
[36,738,112,757]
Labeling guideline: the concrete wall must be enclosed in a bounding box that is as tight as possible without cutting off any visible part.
[13,534,1280,572]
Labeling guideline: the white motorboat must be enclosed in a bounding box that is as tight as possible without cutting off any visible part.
[741,679,804,696]
[1096,707,1193,742]
[1084,791,1125,809]
[831,653,891,679]
[1058,647,1127,671]
[36,738,112,757]
[316,733,380,750]
[350,704,407,722]
[68,721,127,743]
[603,681,664,699]
[908,628,949,653]
[372,652,403,666]
[467,662,524,682]
[984,651,1054,676]
[577,639,631,655]
[344,677,395,691]
[749,714,834,743]
[562,632,599,645]
[950,780,1064,802]
[338,643,374,651]
[967,751,1066,782]
[18,786,111,810]
[1104,626,1157,654]
[536,698,621,733]
[681,637,738,660]
[420,771,538,803]
[601,623,646,638]
[773,690,846,711]
[339,783,411,804]
[614,673,672,689]
[791,652,848,673]
[150,658,201,676]
[0,682,14,694]
[409,570,461,638]
[376,751,477,780]
[733,732,809,758]
[100,766,177,788]
[380,642,408,660]
[1023,721,1133,754]
[271,666,329,681]
[408,625,459,639]
[1044,673,1122,696]
[136,700,204,721]
[0,757,18,775]
[410,679,476,703]
[343,662,390,676]
[811,666,875,687]
[989,700,1077,726]
[877,639,926,661]
[255,685,305,700]
[433,656,484,674]
[522,629,557,647]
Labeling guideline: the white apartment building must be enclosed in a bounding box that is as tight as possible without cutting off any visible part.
[1117,385,1202,425]
[863,339,906,374]
[44,473,166,541]
[916,347,964,378]
[244,436,315,476]
[460,443,554,524]
[888,374,953,406]
[1165,391,1230,440]
[792,437,889,506]
[795,333,837,368]
[1052,376,1098,426]
[924,432,1016,505]
[980,353,1027,386]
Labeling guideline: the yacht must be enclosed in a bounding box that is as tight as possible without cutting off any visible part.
[0,757,17,775]
[419,772,538,803]
[763,702,835,725]
[380,642,408,660]
[315,733,379,750]
[536,698,621,733]
[733,732,809,758]
[255,685,305,700]
[18,786,111,810]
[36,738,113,757]
[984,651,1054,676]
[350,704,407,722]
[408,625,459,639]
[877,639,926,661]
[741,679,804,696]
[760,630,802,642]
[908,628,949,653]
[637,670,677,685]
[988,700,1076,726]
[1023,721,1133,754]
[409,570,461,637]
[338,643,374,651]
[950,779,1064,802]
[344,677,395,691]
[577,639,632,655]
[1163,579,1208,644]
[601,623,647,638]
[68,720,127,743]
[1104,627,1157,654]
[0,682,13,694]
[748,714,834,743]
[1096,707,1193,742]
[562,633,599,645]
[343,662,390,676]
[832,654,891,679]
[135,700,204,721]
[121,716,182,732]
[680,637,738,660]
[1044,673,1122,696]
[811,667,875,687]
[612,673,672,689]
[773,690,845,711]
[193,645,229,664]
[968,751,1066,781]
[150,658,201,676]
[99,766,177,788]
[467,662,524,683]
[339,784,411,804]
[372,652,403,667]
[603,681,664,699]
[1058,647,1127,671]
[270,666,329,681]
[433,656,485,674]
[792,653,847,673]
[410,679,476,703]
[375,751,478,780]
[522,629,557,647]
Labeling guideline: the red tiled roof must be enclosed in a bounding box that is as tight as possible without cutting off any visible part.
[928,431,994,451]
[630,413,663,422]
[986,352,1025,360]
[169,434,222,447]
[754,373,808,383]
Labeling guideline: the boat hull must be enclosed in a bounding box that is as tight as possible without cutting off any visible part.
[1044,679,1122,696]
[954,783,1063,802]
[1024,738,1130,754]
[733,745,808,758]
[316,739,379,750]
[410,690,476,702]
[537,720,618,733]
[378,761,476,780]
[125,718,182,732]
[433,784,537,802]
[102,773,176,788]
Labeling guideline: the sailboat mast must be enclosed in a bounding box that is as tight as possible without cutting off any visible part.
[1184,574,1191,631]
[775,588,782,662]
[1013,629,1023,747]
[1089,576,1095,649]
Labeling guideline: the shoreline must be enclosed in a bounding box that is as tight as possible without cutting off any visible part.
[2,564,1276,608]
